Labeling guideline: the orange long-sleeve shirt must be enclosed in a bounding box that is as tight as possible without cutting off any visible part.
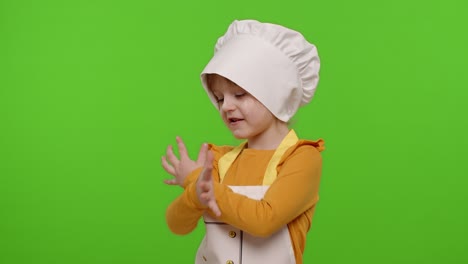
[166,138,324,264]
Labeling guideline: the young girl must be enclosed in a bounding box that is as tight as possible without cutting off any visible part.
[162,19,324,264]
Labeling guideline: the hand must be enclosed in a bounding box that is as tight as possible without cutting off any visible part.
[196,150,221,217]
[162,136,208,187]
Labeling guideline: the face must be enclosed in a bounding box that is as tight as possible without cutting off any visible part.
[208,74,284,145]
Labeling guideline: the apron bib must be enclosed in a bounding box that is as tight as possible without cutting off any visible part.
[195,130,299,264]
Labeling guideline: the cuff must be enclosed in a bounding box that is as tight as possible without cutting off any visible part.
[182,167,203,188]
[185,182,208,210]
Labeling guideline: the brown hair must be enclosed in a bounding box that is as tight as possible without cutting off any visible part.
[205,73,238,91]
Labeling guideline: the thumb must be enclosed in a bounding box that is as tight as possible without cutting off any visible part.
[196,143,208,165]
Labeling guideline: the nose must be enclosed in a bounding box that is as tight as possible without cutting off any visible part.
[220,95,236,112]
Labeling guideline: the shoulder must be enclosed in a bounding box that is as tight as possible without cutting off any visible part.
[208,143,235,162]
[279,138,325,165]
[208,144,234,155]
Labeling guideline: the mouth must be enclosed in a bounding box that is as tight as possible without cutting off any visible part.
[228,117,244,124]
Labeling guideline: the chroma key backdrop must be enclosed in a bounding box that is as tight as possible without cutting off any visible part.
[1,0,467,263]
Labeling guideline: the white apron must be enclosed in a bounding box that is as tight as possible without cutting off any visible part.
[195,130,299,264]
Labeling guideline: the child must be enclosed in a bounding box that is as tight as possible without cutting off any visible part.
[162,19,324,264]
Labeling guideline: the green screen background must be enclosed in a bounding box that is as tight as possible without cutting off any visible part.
[1,0,467,263]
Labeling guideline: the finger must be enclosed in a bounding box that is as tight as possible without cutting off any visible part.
[201,151,214,182]
[200,182,211,192]
[201,192,210,202]
[199,168,212,185]
[176,136,189,160]
[208,200,221,217]
[195,143,208,165]
[166,145,179,166]
[161,156,176,175]
[163,179,178,185]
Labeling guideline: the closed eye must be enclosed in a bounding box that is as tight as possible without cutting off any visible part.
[235,93,246,98]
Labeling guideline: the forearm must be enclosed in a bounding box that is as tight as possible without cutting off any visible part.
[166,182,206,235]
[212,146,322,237]
[213,182,317,237]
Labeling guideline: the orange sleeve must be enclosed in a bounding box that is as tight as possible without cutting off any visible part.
[165,167,206,235]
[165,144,232,234]
[212,143,323,237]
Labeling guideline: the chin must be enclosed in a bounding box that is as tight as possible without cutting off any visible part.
[232,133,246,139]
[230,131,249,140]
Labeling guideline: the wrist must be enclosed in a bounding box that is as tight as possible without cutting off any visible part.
[187,182,208,210]
[182,167,203,188]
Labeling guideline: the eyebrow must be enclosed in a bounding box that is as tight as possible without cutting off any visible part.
[211,91,221,98]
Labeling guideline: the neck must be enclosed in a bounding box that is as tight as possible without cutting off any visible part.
[247,123,290,150]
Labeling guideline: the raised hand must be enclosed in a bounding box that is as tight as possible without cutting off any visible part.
[196,150,221,217]
[162,136,208,187]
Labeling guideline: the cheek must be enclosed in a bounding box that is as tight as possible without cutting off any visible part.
[220,111,230,123]
[244,99,272,119]
[240,99,256,115]
[252,100,271,115]
[242,96,261,111]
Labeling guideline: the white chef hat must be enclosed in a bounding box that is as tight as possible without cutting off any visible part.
[200,19,320,122]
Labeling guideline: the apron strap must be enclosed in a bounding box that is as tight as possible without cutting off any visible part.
[218,130,299,185]
[263,130,299,185]
[218,142,247,183]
